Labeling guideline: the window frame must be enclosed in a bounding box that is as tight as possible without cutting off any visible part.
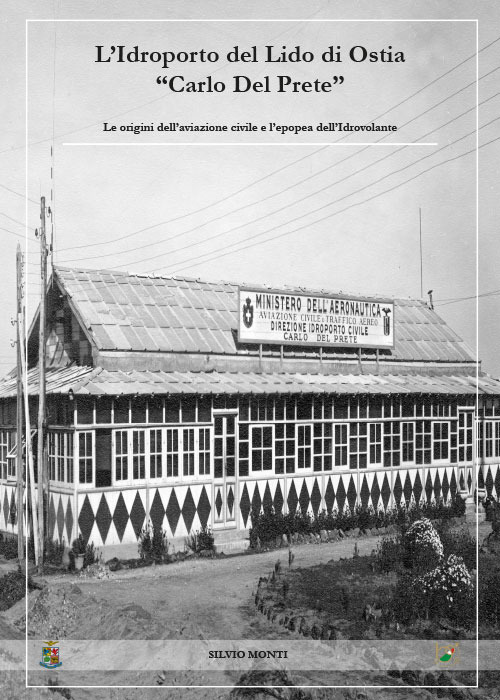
[401,421,416,465]
[297,423,313,471]
[77,430,95,487]
[432,420,451,464]
[250,424,274,473]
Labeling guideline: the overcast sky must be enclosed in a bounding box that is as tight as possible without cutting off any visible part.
[1,0,499,378]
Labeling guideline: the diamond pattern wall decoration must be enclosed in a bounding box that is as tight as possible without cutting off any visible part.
[433,472,441,502]
[182,488,196,532]
[485,467,494,496]
[370,475,381,510]
[96,494,113,543]
[150,489,166,531]
[197,486,211,528]
[48,496,56,540]
[425,472,433,503]
[381,474,391,510]
[299,481,310,515]
[478,467,485,490]
[403,473,413,506]
[336,478,346,513]
[78,495,95,544]
[360,476,370,509]
[239,484,250,526]
[215,488,223,518]
[413,473,423,504]
[65,500,74,543]
[166,490,181,534]
[3,492,9,529]
[263,482,273,511]
[112,493,129,542]
[56,498,65,542]
[227,486,235,517]
[325,478,335,513]
[251,484,262,516]
[274,482,284,514]
[449,470,457,499]
[347,476,357,511]
[10,491,16,526]
[129,491,146,538]
[393,473,402,506]
[494,467,500,498]
[287,482,298,515]
[311,479,322,516]
[442,471,450,502]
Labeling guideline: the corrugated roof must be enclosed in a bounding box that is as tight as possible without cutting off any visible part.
[53,267,475,364]
[1,366,498,398]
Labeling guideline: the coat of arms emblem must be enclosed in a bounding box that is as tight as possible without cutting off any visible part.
[242,297,254,328]
[382,307,392,336]
[40,641,62,669]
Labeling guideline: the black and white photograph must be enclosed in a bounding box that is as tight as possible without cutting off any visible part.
[0,1,500,698]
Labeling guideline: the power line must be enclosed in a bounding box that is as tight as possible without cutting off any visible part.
[0,182,38,206]
[105,112,500,272]
[436,290,500,307]
[0,212,26,228]
[56,37,500,255]
[166,135,500,275]
[59,70,500,266]
[0,225,25,240]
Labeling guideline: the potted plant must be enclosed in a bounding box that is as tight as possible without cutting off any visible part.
[71,535,87,571]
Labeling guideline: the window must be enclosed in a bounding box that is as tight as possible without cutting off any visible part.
[313,422,333,471]
[78,432,93,484]
[384,422,400,467]
[251,425,273,472]
[132,430,145,480]
[416,420,432,465]
[458,412,473,462]
[297,424,312,470]
[57,433,65,481]
[199,428,210,475]
[485,421,494,458]
[402,422,415,464]
[67,433,74,484]
[349,422,367,469]
[166,428,179,478]
[334,424,348,468]
[114,430,128,481]
[369,423,382,466]
[48,432,57,481]
[0,430,8,480]
[150,429,162,479]
[496,422,500,458]
[183,428,195,477]
[275,423,295,474]
[433,422,450,462]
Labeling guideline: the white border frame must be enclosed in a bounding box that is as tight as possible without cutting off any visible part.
[24,16,480,692]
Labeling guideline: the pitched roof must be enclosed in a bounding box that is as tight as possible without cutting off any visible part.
[1,365,498,398]
[53,267,475,364]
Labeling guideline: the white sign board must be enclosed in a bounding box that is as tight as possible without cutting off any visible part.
[238,289,395,349]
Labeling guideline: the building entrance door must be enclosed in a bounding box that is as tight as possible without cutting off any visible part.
[213,413,237,529]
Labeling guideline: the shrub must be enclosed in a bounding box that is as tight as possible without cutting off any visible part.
[186,525,215,554]
[0,534,18,560]
[72,534,87,556]
[418,554,475,626]
[437,523,477,571]
[403,518,443,572]
[138,521,168,562]
[479,555,500,627]
[0,568,27,611]
[376,534,404,574]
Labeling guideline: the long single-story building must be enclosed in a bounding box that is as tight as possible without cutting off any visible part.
[1,266,499,551]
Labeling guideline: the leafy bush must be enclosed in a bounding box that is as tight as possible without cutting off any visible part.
[418,554,475,626]
[72,534,87,555]
[437,523,477,571]
[138,521,168,562]
[376,535,404,574]
[0,534,18,560]
[403,518,444,572]
[0,568,36,612]
[479,555,500,627]
[186,525,215,554]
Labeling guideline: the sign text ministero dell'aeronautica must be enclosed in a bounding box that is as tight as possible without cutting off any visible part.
[238,290,394,348]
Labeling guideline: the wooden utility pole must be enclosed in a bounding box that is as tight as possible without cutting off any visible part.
[16,245,24,562]
[37,196,48,574]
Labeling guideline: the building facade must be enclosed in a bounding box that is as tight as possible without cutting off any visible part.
[0,267,499,550]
